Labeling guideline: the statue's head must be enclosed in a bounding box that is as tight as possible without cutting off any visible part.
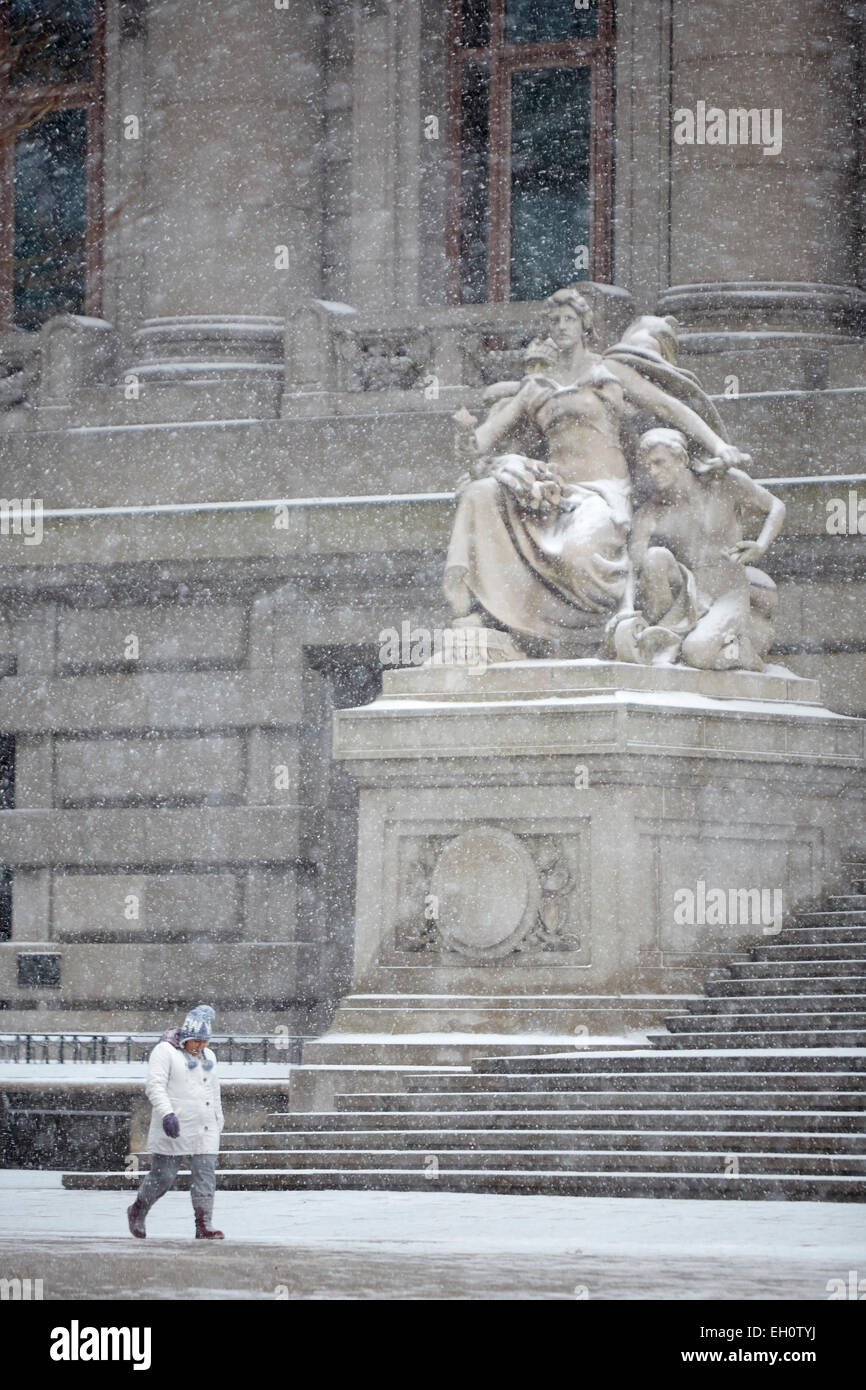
[638,427,690,496]
[620,314,680,364]
[544,288,595,352]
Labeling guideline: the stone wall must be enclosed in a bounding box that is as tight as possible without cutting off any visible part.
[0,0,863,1030]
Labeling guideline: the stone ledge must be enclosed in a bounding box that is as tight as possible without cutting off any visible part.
[335,662,865,767]
[383,658,822,706]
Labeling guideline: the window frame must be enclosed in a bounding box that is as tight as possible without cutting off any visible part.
[446,0,614,303]
[0,1,106,330]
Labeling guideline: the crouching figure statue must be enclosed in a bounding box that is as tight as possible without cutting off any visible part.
[610,428,786,671]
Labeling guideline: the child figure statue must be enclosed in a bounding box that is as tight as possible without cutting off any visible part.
[610,428,786,671]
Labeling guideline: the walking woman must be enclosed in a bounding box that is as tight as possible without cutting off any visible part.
[127,1004,225,1240]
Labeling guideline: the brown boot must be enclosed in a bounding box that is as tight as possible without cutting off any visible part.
[194,1207,224,1240]
[127,1200,147,1239]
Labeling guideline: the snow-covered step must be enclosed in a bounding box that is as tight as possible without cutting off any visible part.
[747,943,866,961]
[789,911,866,922]
[295,1039,594,1066]
[726,958,866,978]
[258,1107,866,1134]
[667,1010,866,1031]
[705,976,866,997]
[176,1148,866,1177]
[333,1088,866,1113]
[687,995,866,1015]
[780,926,866,944]
[473,1049,866,1075]
[651,1029,866,1049]
[61,1169,866,1200]
[220,1127,866,1155]
[404,1067,864,1093]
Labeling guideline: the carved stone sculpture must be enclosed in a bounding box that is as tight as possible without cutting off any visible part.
[442,287,782,671]
[611,428,785,670]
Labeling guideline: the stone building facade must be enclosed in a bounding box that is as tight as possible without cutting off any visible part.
[0,0,864,1034]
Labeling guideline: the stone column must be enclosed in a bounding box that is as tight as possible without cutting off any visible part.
[658,0,865,339]
[348,0,422,311]
[612,0,674,310]
[128,0,325,377]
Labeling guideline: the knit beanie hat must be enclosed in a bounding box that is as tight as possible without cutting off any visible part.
[180,1003,215,1041]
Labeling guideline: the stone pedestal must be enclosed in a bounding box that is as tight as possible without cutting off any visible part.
[327,661,866,1042]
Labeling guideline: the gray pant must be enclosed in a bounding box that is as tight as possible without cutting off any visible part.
[137,1153,217,1221]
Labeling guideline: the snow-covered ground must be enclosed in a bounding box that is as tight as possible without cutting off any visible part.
[0,1171,862,1300]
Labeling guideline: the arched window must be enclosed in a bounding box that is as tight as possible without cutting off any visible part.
[448,0,613,303]
[0,0,105,330]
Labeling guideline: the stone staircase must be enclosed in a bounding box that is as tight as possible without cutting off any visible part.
[650,904,866,1050]
[64,856,866,1201]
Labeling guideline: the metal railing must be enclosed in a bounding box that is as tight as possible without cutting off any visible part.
[0,1032,308,1066]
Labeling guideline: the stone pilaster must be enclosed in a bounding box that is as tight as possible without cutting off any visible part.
[348,0,422,310]
[660,0,864,341]
[126,0,325,378]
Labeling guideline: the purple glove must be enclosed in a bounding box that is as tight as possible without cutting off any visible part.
[162,1113,180,1138]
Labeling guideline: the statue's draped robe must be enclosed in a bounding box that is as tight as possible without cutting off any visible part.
[602,341,729,446]
[445,367,631,642]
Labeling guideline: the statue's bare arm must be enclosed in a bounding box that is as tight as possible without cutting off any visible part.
[609,361,750,466]
[726,469,786,564]
[473,379,537,455]
[610,505,659,625]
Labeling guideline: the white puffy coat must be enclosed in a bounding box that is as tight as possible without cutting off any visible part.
[145,1039,224,1156]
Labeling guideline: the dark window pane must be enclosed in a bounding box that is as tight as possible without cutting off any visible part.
[0,738,15,809]
[0,872,11,942]
[0,736,11,940]
[457,0,490,49]
[510,66,591,301]
[505,0,597,44]
[14,107,88,330]
[459,63,490,303]
[7,0,95,87]
[17,951,61,987]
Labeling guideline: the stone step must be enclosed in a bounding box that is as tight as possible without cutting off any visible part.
[705,976,866,998]
[472,1048,866,1074]
[220,1126,866,1154]
[828,896,866,909]
[688,995,866,1014]
[333,1088,866,1113]
[260,1107,866,1134]
[298,1039,602,1066]
[666,1011,866,1031]
[192,1148,866,1177]
[326,1008,663,1034]
[748,943,866,961]
[405,1068,864,1094]
[61,1170,866,1200]
[650,1029,866,1049]
[791,912,866,926]
[726,959,866,979]
[782,927,866,944]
